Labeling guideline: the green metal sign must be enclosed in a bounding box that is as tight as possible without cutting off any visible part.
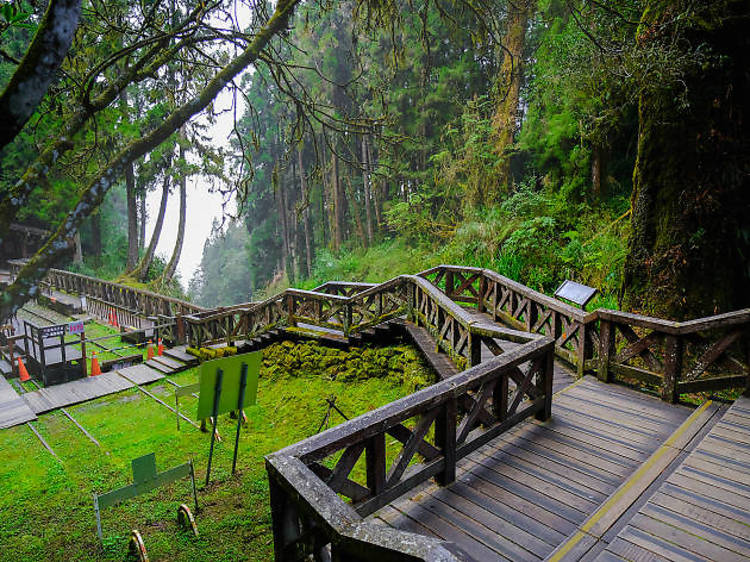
[196,352,262,485]
[196,352,261,420]
[93,453,198,543]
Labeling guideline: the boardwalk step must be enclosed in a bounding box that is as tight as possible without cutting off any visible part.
[546,399,725,561]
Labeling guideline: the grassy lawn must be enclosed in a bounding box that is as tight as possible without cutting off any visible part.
[0,344,426,561]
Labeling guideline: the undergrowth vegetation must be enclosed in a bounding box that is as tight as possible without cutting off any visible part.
[0,341,429,561]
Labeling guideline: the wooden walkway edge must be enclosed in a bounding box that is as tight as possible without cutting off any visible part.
[547,399,726,560]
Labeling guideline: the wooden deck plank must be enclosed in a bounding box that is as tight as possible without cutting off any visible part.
[0,374,37,428]
[572,381,690,424]
[596,533,684,562]
[673,465,750,499]
[503,425,634,478]
[553,395,675,435]
[117,364,164,385]
[649,491,750,542]
[412,493,542,561]
[454,463,579,535]
[493,434,619,492]
[393,499,510,561]
[603,535,677,562]
[472,444,608,505]
[612,526,706,562]
[629,512,747,561]
[150,355,184,370]
[446,479,567,547]
[527,419,650,463]
[659,482,750,526]
[551,406,664,449]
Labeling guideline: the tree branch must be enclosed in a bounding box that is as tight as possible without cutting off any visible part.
[0,0,82,150]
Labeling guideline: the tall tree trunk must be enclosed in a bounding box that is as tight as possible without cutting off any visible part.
[366,136,381,232]
[362,136,374,244]
[138,191,146,252]
[275,160,294,285]
[297,145,314,277]
[489,0,533,201]
[91,212,102,260]
[623,0,750,319]
[125,163,138,270]
[134,174,170,281]
[331,151,343,251]
[591,144,606,198]
[122,90,139,272]
[163,147,187,282]
[345,175,367,247]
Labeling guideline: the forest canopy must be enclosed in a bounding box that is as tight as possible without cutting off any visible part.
[2,0,749,321]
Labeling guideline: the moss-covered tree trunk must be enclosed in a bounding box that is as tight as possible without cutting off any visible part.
[624,0,750,319]
[489,0,533,201]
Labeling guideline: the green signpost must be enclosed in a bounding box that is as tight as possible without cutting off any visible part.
[197,352,261,485]
[93,453,198,543]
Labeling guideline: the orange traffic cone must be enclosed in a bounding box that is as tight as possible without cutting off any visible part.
[147,340,155,360]
[18,357,30,382]
[112,312,119,329]
[157,338,164,356]
[108,310,114,326]
[91,351,101,376]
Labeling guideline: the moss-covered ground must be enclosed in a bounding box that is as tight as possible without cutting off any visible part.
[0,341,432,561]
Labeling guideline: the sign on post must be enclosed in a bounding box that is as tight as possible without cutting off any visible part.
[93,453,198,543]
[197,352,261,485]
[554,280,598,309]
[68,320,85,335]
[196,352,261,420]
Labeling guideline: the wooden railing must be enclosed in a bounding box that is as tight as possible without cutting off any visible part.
[418,265,598,375]
[8,260,205,325]
[265,336,555,562]
[597,309,750,402]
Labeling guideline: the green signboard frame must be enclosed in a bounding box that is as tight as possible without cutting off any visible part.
[196,352,262,485]
[93,453,198,543]
[196,352,261,420]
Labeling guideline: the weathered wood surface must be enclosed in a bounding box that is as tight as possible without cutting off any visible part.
[0,374,37,428]
[21,365,164,415]
[591,396,750,562]
[371,377,694,561]
[266,335,556,561]
[22,371,136,414]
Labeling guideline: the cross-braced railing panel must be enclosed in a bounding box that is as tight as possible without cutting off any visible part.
[265,336,555,561]
[598,309,750,402]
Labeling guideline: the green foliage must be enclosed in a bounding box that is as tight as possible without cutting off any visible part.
[0,340,426,560]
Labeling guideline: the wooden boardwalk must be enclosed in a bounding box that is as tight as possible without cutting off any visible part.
[371,377,719,561]
[591,395,750,561]
[0,374,37,428]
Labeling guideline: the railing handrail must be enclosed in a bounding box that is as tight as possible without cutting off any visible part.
[276,337,551,463]
[9,260,206,314]
[598,307,750,335]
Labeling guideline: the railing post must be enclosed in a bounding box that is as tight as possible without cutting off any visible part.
[445,270,454,299]
[435,398,456,486]
[176,314,185,344]
[478,275,487,313]
[365,434,386,496]
[493,374,509,422]
[662,335,683,403]
[343,303,352,336]
[598,319,615,382]
[577,322,590,378]
[526,301,538,333]
[286,295,296,328]
[468,331,481,367]
[536,345,554,421]
[268,473,301,562]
